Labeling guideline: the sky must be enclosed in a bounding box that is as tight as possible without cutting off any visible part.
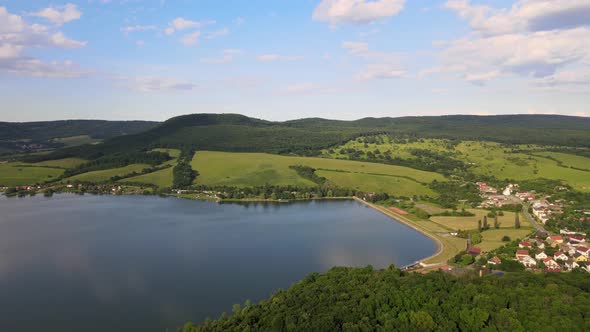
[0,0,589,122]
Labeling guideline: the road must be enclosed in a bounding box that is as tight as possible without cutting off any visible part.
[522,203,546,233]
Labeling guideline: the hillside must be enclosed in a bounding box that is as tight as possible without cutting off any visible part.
[22,113,590,163]
[182,266,590,331]
[0,120,159,155]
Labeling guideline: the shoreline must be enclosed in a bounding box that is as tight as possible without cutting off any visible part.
[353,197,446,268]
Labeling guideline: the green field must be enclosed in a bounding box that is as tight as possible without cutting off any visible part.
[191,151,444,196]
[0,163,64,186]
[52,135,101,147]
[124,149,181,187]
[430,209,530,231]
[35,158,87,169]
[326,136,590,192]
[65,164,150,183]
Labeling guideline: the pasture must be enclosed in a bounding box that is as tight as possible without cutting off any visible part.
[191,151,444,196]
[65,164,150,183]
[429,209,530,231]
[0,163,63,186]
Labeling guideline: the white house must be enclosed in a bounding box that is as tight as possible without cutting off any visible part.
[518,256,537,268]
[535,252,548,260]
[554,251,568,261]
[543,258,560,269]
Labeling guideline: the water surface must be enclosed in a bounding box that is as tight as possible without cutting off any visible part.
[0,195,436,331]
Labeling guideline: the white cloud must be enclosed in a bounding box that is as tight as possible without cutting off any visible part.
[445,0,590,36]
[342,41,406,80]
[0,6,89,78]
[205,28,229,40]
[115,76,197,92]
[430,1,590,86]
[32,3,82,26]
[200,55,233,64]
[313,0,406,25]
[165,17,214,35]
[356,64,405,80]
[257,54,304,62]
[180,31,200,46]
[120,25,157,35]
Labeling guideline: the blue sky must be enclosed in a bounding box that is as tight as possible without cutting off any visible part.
[1,0,589,121]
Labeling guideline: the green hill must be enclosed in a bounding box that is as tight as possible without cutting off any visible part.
[0,120,159,156]
[24,113,590,163]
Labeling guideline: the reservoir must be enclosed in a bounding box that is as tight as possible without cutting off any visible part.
[0,195,436,331]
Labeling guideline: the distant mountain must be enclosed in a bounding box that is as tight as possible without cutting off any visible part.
[0,120,160,155]
[18,113,590,162]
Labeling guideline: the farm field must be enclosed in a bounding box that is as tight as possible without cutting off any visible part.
[430,209,530,230]
[326,136,590,192]
[0,163,63,186]
[479,229,535,252]
[124,149,181,187]
[52,135,101,147]
[35,158,87,169]
[65,164,150,183]
[191,151,444,195]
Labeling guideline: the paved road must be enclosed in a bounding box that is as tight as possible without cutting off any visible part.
[522,203,546,233]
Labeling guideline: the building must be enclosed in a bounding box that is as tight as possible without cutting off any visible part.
[488,256,501,265]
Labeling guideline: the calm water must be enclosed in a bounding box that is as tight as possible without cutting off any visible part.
[0,195,436,331]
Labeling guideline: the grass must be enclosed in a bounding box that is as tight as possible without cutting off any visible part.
[65,164,150,183]
[192,151,444,196]
[52,135,101,147]
[124,149,180,187]
[35,158,87,169]
[0,162,64,186]
[326,136,590,192]
[429,209,530,231]
[479,229,535,252]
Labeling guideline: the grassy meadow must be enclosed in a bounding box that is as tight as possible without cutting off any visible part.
[325,136,590,192]
[65,164,150,183]
[124,149,181,187]
[0,163,64,186]
[191,151,444,196]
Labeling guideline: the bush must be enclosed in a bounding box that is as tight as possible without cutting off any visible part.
[502,236,511,242]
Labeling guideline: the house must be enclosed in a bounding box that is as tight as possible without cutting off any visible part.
[577,246,590,258]
[66,184,74,188]
[546,235,564,246]
[574,253,588,262]
[488,256,501,265]
[519,241,532,248]
[543,258,560,269]
[518,255,537,268]
[467,247,481,256]
[546,267,562,273]
[535,252,548,260]
[568,235,585,243]
[554,251,568,261]
[565,261,580,270]
[516,249,530,259]
[563,245,577,256]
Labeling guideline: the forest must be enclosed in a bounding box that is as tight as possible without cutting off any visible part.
[180,266,590,332]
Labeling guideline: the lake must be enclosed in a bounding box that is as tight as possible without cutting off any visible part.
[0,195,436,331]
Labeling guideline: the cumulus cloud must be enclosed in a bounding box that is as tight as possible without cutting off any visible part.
[120,25,157,36]
[180,31,200,46]
[342,41,405,80]
[200,49,242,64]
[0,6,89,78]
[32,3,82,26]
[313,0,406,25]
[445,0,590,36]
[429,0,590,86]
[205,27,229,40]
[114,76,197,92]
[164,17,214,35]
[257,54,304,62]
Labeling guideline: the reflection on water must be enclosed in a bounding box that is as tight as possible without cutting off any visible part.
[0,195,436,332]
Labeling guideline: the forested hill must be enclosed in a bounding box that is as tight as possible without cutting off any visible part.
[0,120,160,155]
[182,266,590,331]
[19,113,590,162]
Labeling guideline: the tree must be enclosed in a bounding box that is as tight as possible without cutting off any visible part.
[478,219,482,232]
[483,216,489,230]
[515,212,521,229]
[494,215,500,229]
[502,235,511,242]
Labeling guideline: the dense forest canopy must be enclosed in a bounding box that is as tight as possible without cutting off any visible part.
[181,266,590,332]
[18,113,590,163]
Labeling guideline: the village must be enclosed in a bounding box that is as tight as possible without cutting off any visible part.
[466,181,590,273]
